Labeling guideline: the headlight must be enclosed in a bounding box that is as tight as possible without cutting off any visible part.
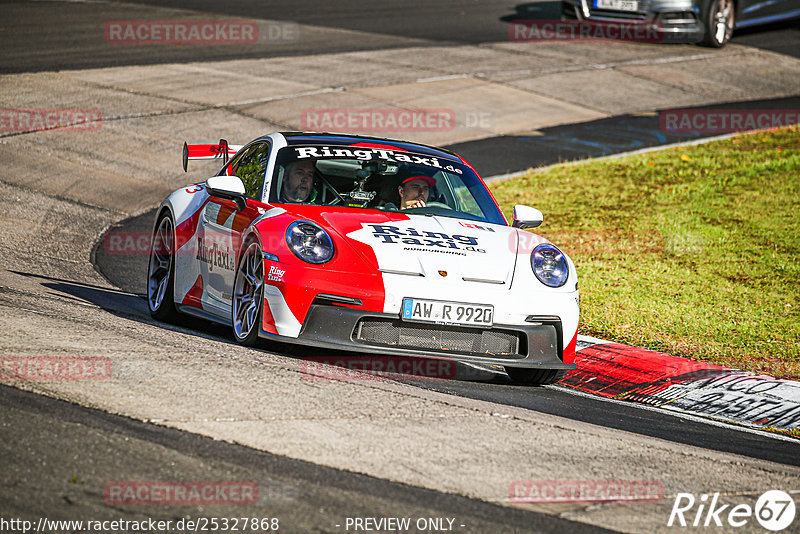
[531,244,568,288]
[285,221,334,264]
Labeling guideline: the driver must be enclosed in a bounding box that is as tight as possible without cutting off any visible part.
[398,176,435,210]
[280,159,318,203]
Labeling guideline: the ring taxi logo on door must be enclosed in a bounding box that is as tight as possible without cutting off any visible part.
[668,490,796,531]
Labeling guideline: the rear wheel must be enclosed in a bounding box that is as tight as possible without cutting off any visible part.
[700,0,734,47]
[505,367,566,386]
[147,212,179,322]
[232,240,264,346]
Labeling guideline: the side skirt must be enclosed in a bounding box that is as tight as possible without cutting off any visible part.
[176,304,232,327]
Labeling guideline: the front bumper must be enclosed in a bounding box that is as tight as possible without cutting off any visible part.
[561,0,705,43]
[261,302,576,369]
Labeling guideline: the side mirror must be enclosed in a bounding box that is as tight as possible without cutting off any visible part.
[512,205,543,229]
[205,175,247,211]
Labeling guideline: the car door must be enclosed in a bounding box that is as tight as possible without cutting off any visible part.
[198,142,271,317]
[738,0,800,24]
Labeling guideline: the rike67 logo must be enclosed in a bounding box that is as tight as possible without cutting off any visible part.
[668,490,796,531]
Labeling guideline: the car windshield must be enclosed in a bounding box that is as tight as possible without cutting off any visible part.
[268,144,506,225]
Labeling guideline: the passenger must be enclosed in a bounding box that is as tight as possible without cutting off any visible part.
[398,176,435,210]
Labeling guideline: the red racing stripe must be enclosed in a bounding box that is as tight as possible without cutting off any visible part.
[261,299,279,335]
[181,274,204,309]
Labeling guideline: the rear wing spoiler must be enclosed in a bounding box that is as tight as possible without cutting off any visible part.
[182,139,244,172]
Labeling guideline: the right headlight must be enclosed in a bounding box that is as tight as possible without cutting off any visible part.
[531,243,569,288]
[285,221,335,264]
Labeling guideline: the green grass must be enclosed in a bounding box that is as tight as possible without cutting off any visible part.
[491,126,800,378]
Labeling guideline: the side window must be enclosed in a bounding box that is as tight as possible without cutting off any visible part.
[228,143,270,199]
[450,177,483,217]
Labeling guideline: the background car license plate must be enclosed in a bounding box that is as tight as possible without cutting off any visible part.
[595,0,638,10]
[402,298,493,327]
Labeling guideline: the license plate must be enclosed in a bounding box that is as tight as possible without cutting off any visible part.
[402,298,493,328]
[595,0,638,10]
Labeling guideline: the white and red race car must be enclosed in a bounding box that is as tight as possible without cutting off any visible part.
[147,133,578,384]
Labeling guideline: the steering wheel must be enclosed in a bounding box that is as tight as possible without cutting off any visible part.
[425,201,452,210]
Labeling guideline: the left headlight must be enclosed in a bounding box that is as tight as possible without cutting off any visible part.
[285,221,335,264]
[531,243,569,288]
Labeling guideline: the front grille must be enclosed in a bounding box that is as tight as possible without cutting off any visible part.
[355,319,522,356]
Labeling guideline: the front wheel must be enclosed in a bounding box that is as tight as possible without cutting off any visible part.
[232,240,264,346]
[147,212,179,322]
[700,0,734,47]
[505,367,566,386]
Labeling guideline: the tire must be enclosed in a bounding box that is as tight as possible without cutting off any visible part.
[147,211,179,322]
[505,367,566,386]
[700,0,734,47]
[232,239,264,347]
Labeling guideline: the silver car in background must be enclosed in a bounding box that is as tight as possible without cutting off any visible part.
[561,0,800,46]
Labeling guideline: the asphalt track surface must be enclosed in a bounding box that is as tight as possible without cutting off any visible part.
[4,1,800,531]
[451,95,800,175]
[10,0,797,467]
[2,0,798,73]
[2,384,609,533]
